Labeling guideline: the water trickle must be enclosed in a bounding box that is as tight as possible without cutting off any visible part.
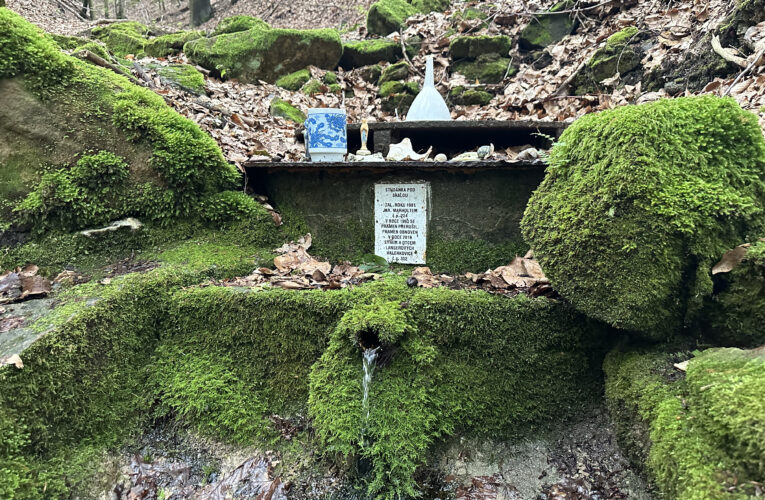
[362,346,381,423]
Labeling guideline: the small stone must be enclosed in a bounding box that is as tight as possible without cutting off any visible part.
[434,154,447,162]
[407,277,418,287]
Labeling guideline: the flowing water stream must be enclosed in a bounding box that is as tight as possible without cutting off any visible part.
[361,346,380,424]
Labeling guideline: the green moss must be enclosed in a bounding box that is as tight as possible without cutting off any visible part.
[302,78,323,95]
[452,54,514,84]
[518,2,576,50]
[185,27,342,83]
[574,27,641,93]
[311,286,605,499]
[607,26,639,46]
[212,15,269,36]
[604,346,764,499]
[322,71,337,84]
[275,68,310,90]
[378,60,409,84]
[455,7,488,22]
[339,39,402,69]
[269,98,306,123]
[449,86,493,106]
[144,30,204,58]
[358,64,382,83]
[51,34,91,50]
[701,240,765,347]
[90,21,149,57]
[71,41,111,61]
[449,35,511,59]
[199,190,270,228]
[155,63,206,94]
[0,10,240,232]
[522,97,765,337]
[427,238,528,274]
[379,80,405,95]
[366,0,419,36]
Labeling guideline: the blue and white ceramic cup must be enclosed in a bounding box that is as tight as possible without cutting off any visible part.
[305,108,347,162]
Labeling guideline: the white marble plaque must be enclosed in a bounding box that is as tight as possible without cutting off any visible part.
[375,183,428,264]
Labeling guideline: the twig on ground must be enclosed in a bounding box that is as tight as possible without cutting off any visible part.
[400,36,423,77]
[724,46,765,96]
[75,50,139,83]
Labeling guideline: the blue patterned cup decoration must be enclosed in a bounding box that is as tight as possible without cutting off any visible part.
[305,108,347,162]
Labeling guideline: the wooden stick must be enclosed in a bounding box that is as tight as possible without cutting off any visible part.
[712,35,747,68]
[724,45,765,96]
[75,50,140,84]
[132,61,155,87]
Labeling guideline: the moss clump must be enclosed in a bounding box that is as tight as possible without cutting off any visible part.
[269,98,306,123]
[301,79,323,95]
[199,191,271,228]
[339,39,402,69]
[701,240,765,347]
[452,53,514,84]
[0,10,240,231]
[155,63,206,94]
[275,68,311,90]
[574,26,641,93]
[311,286,605,499]
[522,97,765,337]
[378,60,409,85]
[518,1,576,50]
[379,80,406,95]
[604,346,765,499]
[70,41,111,61]
[212,15,269,36]
[358,64,382,83]
[90,21,149,57]
[449,35,511,59]
[427,237,528,274]
[322,71,337,84]
[51,33,91,50]
[144,30,204,57]
[366,0,419,36]
[449,85,493,106]
[185,27,342,83]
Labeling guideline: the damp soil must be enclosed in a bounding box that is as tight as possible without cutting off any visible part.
[93,404,653,500]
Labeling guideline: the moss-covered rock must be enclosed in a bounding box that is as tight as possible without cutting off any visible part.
[701,240,765,347]
[454,6,488,22]
[604,345,765,499]
[322,71,337,84]
[379,80,419,113]
[275,68,310,90]
[339,39,402,69]
[518,1,576,51]
[449,85,493,106]
[358,64,382,83]
[0,10,239,231]
[51,34,92,50]
[452,53,514,84]
[378,60,409,84]
[90,21,149,57]
[301,79,323,95]
[366,0,419,36]
[212,14,269,36]
[269,98,306,123]
[155,63,206,94]
[522,97,765,336]
[449,35,511,59]
[144,30,204,58]
[574,27,641,94]
[70,41,111,61]
[185,27,342,83]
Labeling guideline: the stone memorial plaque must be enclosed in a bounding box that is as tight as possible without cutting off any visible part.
[375,183,428,264]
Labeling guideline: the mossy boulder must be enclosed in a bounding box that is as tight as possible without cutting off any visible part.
[185,27,342,83]
[275,68,310,91]
[269,98,305,123]
[450,85,492,106]
[379,79,419,96]
[70,41,111,61]
[452,53,514,84]
[449,35,511,59]
[574,27,641,93]
[366,0,419,36]
[51,34,92,50]
[518,1,576,50]
[339,39,402,69]
[604,345,765,499]
[358,64,382,83]
[522,97,765,337]
[378,60,409,85]
[144,30,204,58]
[701,240,765,347]
[155,64,206,94]
[212,15,269,36]
[0,10,239,232]
[90,21,149,57]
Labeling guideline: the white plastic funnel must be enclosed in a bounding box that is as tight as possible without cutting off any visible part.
[406,56,451,121]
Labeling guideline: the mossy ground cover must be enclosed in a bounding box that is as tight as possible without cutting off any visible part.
[0,260,607,498]
[604,345,765,499]
[522,96,765,338]
[0,9,241,233]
